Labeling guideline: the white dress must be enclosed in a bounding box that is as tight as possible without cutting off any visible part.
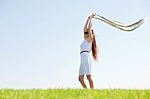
[79,39,92,75]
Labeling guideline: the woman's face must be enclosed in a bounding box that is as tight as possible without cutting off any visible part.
[84,34,89,39]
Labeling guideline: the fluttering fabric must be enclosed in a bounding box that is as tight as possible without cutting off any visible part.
[93,14,145,31]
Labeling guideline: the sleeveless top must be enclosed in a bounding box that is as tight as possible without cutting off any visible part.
[80,39,92,53]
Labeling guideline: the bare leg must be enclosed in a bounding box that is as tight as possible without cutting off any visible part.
[86,75,94,89]
[78,75,87,88]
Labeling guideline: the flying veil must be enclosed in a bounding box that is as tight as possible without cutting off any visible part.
[93,14,145,31]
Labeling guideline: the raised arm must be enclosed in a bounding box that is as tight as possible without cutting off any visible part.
[87,17,93,42]
[87,13,96,42]
[84,17,90,32]
[84,13,96,32]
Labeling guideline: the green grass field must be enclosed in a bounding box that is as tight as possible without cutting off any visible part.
[0,89,150,99]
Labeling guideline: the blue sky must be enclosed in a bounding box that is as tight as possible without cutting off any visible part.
[0,0,150,89]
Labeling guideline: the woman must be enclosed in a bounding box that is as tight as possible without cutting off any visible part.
[78,13,98,89]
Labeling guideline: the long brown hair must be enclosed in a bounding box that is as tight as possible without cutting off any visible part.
[91,30,98,61]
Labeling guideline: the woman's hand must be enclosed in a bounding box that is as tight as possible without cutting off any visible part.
[91,12,96,18]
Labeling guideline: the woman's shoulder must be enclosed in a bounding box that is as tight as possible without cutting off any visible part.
[85,39,92,44]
